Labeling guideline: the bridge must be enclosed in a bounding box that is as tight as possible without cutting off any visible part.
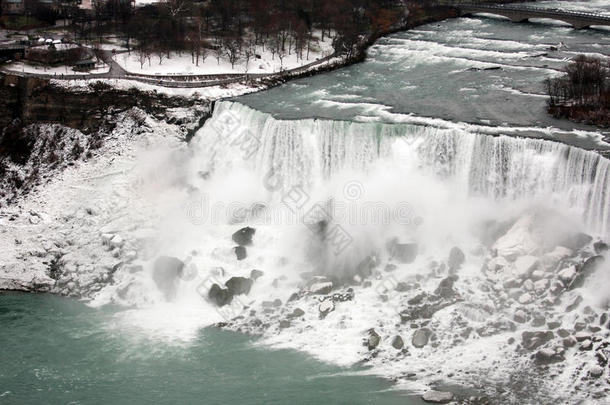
[458,4,610,29]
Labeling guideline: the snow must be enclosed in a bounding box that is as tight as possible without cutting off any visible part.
[50,77,267,100]
[113,32,334,76]
[4,61,110,75]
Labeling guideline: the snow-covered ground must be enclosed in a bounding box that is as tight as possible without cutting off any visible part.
[113,33,334,75]
[0,108,195,293]
[3,61,110,75]
[50,78,267,99]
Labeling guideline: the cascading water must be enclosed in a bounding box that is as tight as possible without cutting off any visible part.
[95,99,610,403]
[191,101,610,238]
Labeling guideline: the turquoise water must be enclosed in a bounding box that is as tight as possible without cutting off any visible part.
[0,293,422,405]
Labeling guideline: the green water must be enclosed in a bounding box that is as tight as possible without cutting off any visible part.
[0,293,422,405]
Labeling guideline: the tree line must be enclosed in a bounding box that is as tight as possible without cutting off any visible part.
[545,55,610,126]
[79,0,407,70]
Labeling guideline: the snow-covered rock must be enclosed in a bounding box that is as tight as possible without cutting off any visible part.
[493,215,539,260]
[512,255,539,279]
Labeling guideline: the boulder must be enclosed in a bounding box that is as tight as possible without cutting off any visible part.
[534,278,549,293]
[209,283,232,307]
[318,300,335,318]
[535,348,564,364]
[412,328,432,348]
[288,308,305,318]
[558,266,576,285]
[233,246,247,261]
[225,276,253,296]
[521,331,554,350]
[493,216,539,260]
[434,276,457,299]
[514,310,527,323]
[488,256,510,272]
[391,335,404,349]
[421,390,454,403]
[109,234,124,248]
[309,281,333,295]
[589,365,604,378]
[366,329,381,350]
[250,269,264,280]
[152,256,185,301]
[569,255,605,290]
[448,247,465,272]
[513,256,539,279]
[563,336,577,348]
[232,227,256,246]
[518,293,533,305]
[279,320,291,329]
[593,241,609,254]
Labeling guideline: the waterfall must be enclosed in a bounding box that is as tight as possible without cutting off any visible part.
[190,101,610,237]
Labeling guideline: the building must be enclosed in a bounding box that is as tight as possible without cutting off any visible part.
[1,0,25,14]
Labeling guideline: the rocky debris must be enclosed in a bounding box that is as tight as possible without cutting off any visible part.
[225,276,253,296]
[233,246,247,261]
[596,347,609,366]
[250,269,264,280]
[387,239,417,263]
[232,227,256,246]
[331,288,355,302]
[318,300,335,318]
[279,320,291,329]
[434,276,457,299]
[152,256,185,301]
[535,347,564,364]
[476,319,516,337]
[391,335,404,349]
[412,328,432,348]
[522,331,554,350]
[400,297,459,323]
[448,246,465,272]
[421,390,454,403]
[209,283,232,307]
[287,308,305,319]
[366,329,381,350]
[569,255,604,290]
